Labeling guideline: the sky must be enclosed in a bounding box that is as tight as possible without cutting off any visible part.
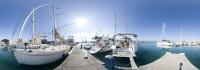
[1,0,200,41]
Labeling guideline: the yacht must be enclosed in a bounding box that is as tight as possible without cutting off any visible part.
[112,33,138,57]
[157,22,174,47]
[89,35,113,54]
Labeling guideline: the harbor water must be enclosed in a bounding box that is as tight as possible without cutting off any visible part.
[94,41,200,69]
[0,41,200,70]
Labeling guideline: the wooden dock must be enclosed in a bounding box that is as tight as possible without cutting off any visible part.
[113,52,138,70]
[139,52,198,70]
[55,46,106,70]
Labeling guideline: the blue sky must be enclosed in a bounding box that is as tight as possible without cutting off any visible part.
[0,0,200,41]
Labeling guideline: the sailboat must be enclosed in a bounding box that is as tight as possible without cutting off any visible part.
[175,28,184,47]
[157,22,174,47]
[111,15,138,57]
[112,33,138,57]
[13,2,69,65]
[89,35,113,54]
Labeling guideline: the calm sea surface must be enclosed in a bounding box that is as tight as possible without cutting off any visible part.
[93,41,200,69]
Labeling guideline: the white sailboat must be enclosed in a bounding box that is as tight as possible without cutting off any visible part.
[157,22,174,47]
[112,33,138,57]
[13,2,69,65]
[175,28,184,47]
[89,12,118,54]
[111,15,138,57]
[89,35,113,54]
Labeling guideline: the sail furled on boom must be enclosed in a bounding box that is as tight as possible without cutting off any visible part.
[54,28,61,39]
[53,28,65,45]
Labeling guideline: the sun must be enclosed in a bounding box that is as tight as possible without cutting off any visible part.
[74,17,87,27]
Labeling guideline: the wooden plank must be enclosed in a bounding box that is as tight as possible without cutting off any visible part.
[139,52,198,70]
[55,46,106,70]
[113,52,138,70]
[129,56,139,70]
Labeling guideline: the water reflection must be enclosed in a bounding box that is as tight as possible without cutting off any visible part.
[0,42,200,69]
[94,41,200,69]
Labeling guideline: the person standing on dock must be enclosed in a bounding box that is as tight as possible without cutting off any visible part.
[179,62,183,70]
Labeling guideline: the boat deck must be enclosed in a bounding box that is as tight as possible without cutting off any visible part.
[139,52,198,70]
[55,46,106,70]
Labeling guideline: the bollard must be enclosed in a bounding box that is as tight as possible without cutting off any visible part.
[105,55,115,70]
[84,53,88,59]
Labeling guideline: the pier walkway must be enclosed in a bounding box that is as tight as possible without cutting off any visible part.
[55,46,106,70]
[139,52,198,70]
[113,52,138,70]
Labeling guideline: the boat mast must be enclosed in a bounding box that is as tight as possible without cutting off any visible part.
[18,3,50,40]
[163,22,166,40]
[180,27,183,41]
[114,12,117,35]
[53,0,57,42]
[113,12,117,43]
[32,7,35,44]
[124,16,128,41]
[160,22,166,40]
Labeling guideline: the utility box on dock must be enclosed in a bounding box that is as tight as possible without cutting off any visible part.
[105,55,115,70]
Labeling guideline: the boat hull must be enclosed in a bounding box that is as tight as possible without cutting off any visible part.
[112,44,137,57]
[14,51,64,65]
[157,41,174,46]
[0,46,5,49]
[0,44,6,49]
[89,46,111,54]
[13,46,69,65]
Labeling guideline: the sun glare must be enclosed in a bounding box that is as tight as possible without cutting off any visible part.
[74,17,87,27]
